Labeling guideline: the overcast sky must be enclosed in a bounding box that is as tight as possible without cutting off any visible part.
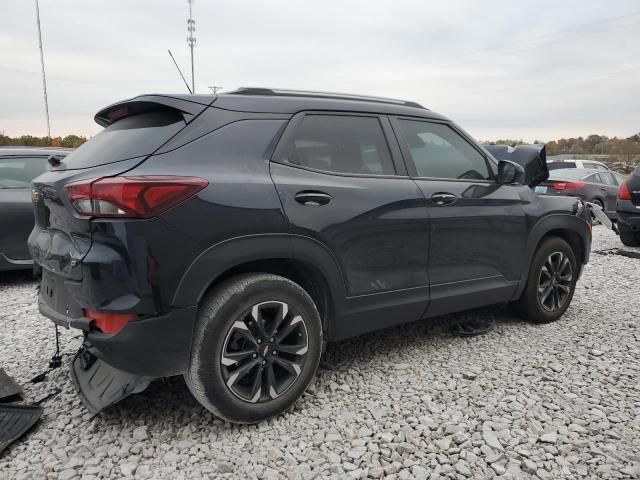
[1,0,638,141]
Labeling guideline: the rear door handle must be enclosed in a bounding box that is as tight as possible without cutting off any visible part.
[294,191,332,206]
[431,192,458,206]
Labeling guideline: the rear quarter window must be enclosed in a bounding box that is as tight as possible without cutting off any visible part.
[60,111,185,169]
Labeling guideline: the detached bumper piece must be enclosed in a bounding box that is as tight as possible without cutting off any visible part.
[0,369,22,401]
[586,202,615,232]
[0,405,43,454]
[71,347,152,414]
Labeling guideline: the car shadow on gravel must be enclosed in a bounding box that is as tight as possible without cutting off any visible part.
[0,270,38,287]
[98,303,523,426]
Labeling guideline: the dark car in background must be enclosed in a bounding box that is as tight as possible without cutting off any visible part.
[28,89,592,423]
[0,147,70,271]
[534,168,622,219]
[617,164,640,246]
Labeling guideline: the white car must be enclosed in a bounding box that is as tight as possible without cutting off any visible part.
[547,159,610,171]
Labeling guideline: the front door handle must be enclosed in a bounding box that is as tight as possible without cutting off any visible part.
[431,192,458,206]
[294,191,332,206]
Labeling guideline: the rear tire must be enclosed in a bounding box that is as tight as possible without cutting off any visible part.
[619,223,640,247]
[514,237,578,324]
[185,273,322,423]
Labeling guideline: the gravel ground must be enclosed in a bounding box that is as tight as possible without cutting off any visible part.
[1,225,639,480]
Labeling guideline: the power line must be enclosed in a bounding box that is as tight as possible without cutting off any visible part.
[35,0,50,138]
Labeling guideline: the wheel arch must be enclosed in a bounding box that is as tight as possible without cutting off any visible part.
[173,234,345,341]
[512,214,590,300]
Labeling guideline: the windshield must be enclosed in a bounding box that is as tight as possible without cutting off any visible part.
[0,156,50,188]
[547,162,576,170]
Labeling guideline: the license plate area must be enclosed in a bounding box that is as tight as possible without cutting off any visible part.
[40,269,84,320]
[534,186,548,193]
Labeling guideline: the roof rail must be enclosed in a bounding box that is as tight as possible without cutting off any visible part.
[227,87,426,109]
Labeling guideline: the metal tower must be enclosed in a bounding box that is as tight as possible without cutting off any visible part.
[187,0,196,94]
[35,0,51,137]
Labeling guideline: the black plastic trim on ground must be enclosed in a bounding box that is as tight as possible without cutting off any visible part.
[0,369,22,401]
[0,405,43,455]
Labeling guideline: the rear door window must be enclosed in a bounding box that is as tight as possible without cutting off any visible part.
[0,156,50,188]
[612,172,625,185]
[600,172,616,185]
[587,173,603,184]
[280,114,395,175]
[396,120,492,180]
[61,111,186,170]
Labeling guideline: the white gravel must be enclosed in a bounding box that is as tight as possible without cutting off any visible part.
[1,225,639,479]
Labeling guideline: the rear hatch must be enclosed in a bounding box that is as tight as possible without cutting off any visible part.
[28,95,212,290]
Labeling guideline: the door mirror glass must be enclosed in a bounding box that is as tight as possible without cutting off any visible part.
[497,160,525,185]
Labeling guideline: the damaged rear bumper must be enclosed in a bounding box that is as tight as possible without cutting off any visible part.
[71,347,152,414]
[68,302,196,414]
[39,293,198,377]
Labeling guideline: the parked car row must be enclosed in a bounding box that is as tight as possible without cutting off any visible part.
[534,168,625,219]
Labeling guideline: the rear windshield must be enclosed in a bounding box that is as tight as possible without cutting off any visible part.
[549,169,588,180]
[547,162,576,170]
[60,111,185,169]
[0,156,50,188]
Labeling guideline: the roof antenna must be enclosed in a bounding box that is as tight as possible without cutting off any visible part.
[168,49,192,94]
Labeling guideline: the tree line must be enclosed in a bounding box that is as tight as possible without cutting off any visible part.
[2,131,639,163]
[0,134,87,149]
[483,133,640,157]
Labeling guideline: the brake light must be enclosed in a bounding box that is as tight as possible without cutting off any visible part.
[553,181,585,191]
[618,181,632,200]
[84,309,136,334]
[64,176,208,218]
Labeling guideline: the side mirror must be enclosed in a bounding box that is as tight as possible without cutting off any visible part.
[497,160,525,185]
[485,144,549,188]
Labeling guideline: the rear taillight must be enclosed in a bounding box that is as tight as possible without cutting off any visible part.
[64,176,208,218]
[553,181,585,191]
[84,309,136,334]
[618,181,632,200]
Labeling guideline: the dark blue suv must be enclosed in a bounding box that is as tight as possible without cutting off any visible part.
[616,164,640,246]
[29,89,592,423]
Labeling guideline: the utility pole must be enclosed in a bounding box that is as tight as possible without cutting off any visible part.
[208,86,223,94]
[35,0,51,137]
[187,0,196,94]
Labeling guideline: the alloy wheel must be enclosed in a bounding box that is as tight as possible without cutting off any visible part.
[220,301,309,403]
[537,251,573,312]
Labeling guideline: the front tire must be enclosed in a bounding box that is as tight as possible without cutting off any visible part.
[619,223,640,247]
[514,237,578,324]
[185,273,322,423]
